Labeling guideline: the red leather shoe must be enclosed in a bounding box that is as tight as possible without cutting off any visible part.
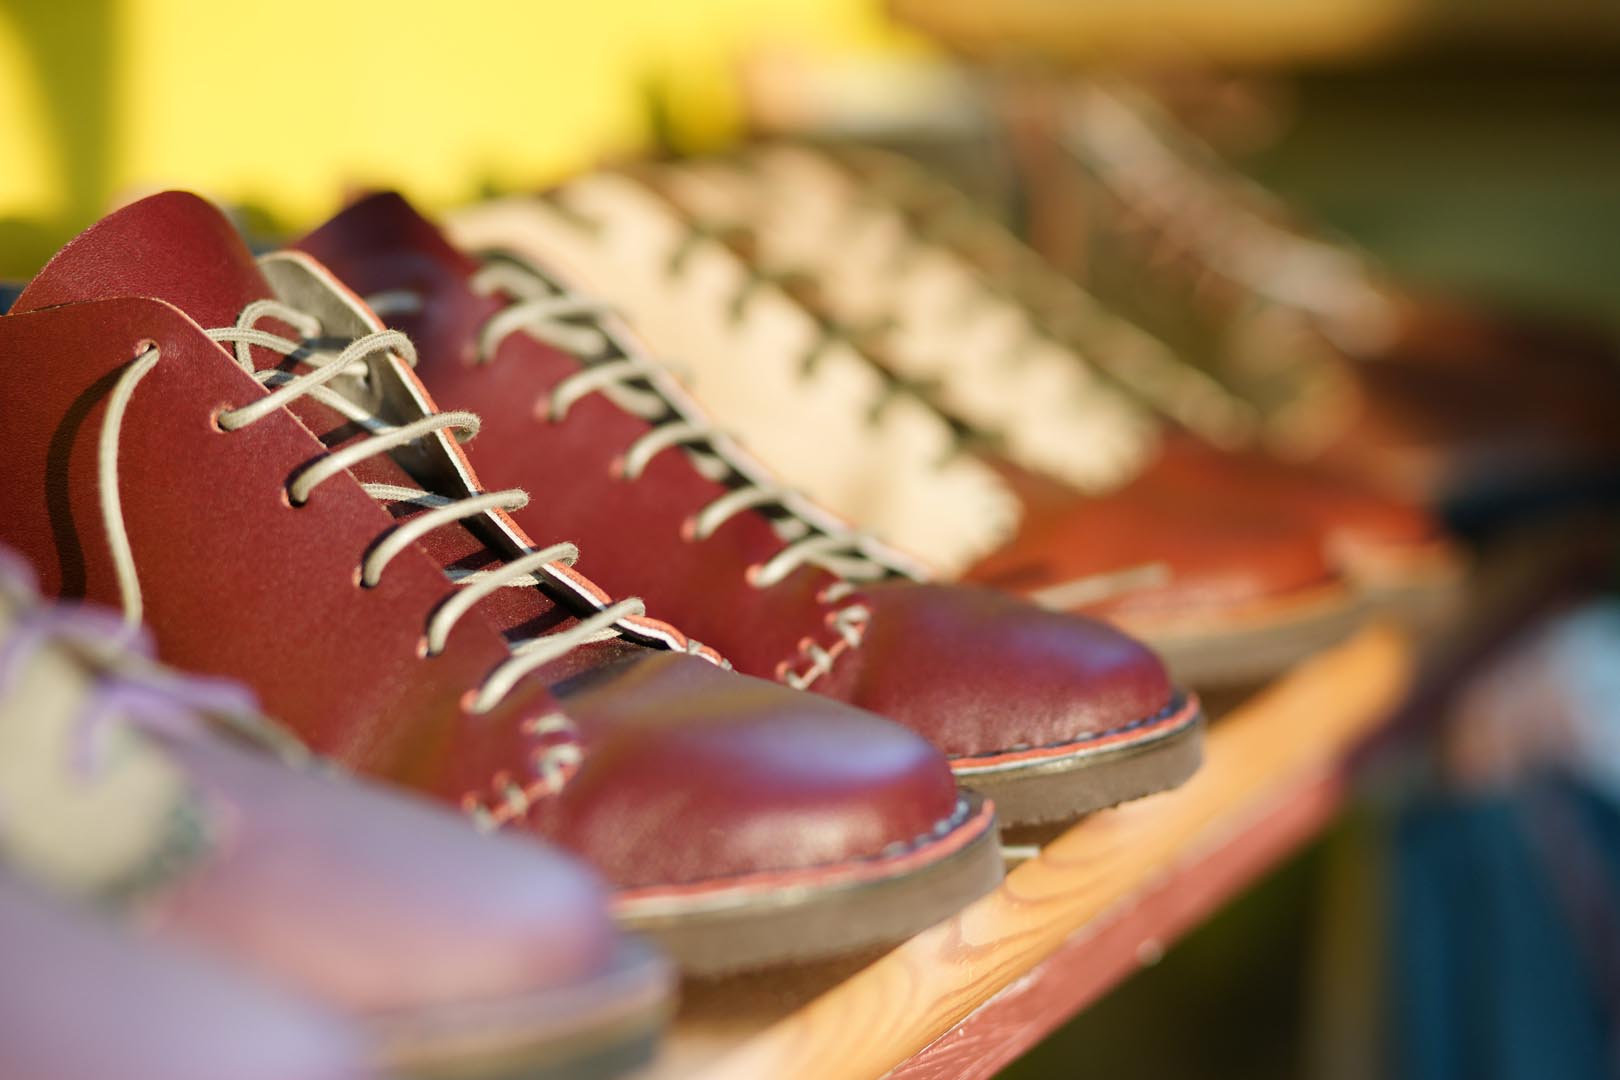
[297,191,1201,827]
[0,546,668,1078]
[0,870,372,1080]
[448,169,1363,686]
[0,193,1002,973]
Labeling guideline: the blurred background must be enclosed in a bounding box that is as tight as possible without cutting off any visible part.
[5,1,1620,1077]
[3,0,1620,324]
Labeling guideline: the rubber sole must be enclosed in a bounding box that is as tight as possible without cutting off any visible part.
[1341,540,1467,639]
[373,937,674,1080]
[1116,584,1365,688]
[611,793,1003,976]
[950,693,1203,826]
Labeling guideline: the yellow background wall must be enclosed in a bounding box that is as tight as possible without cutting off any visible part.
[0,0,917,275]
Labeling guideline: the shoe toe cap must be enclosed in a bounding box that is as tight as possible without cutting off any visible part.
[550,652,963,889]
[828,582,1177,760]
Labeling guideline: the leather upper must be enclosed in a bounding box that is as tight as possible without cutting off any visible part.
[1145,432,1448,563]
[0,192,964,889]
[965,456,1342,620]
[297,193,1179,760]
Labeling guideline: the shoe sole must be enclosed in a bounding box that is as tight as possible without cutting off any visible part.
[611,793,1002,976]
[1339,538,1466,637]
[1113,582,1363,688]
[372,937,673,1080]
[950,692,1203,827]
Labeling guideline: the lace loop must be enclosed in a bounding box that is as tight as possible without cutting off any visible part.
[98,347,162,634]
[464,256,911,689]
[471,259,902,579]
[471,597,642,714]
[622,419,709,481]
[208,316,416,430]
[362,488,528,587]
[288,410,480,504]
[426,543,585,656]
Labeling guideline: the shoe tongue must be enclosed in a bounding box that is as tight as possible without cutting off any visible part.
[298,191,478,279]
[13,192,271,329]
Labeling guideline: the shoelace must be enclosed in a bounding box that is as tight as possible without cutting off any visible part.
[664,220,979,438]
[462,258,902,688]
[97,300,657,716]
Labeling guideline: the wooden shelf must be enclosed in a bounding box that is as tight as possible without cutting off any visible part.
[641,623,1413,1080]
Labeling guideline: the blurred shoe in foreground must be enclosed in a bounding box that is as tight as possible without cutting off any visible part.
[0,869,374,1080]
[0,545,671,1078]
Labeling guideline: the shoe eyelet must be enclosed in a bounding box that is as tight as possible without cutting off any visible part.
[607,454,628,481]
[744,563,765,588]
[208,406,231,433]
[415,636,435,660]
[279,487,303,509]
[678,517,700,543]
[351,565,372,590]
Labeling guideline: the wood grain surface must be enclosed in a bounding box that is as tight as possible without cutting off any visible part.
[643,623,1411,1080]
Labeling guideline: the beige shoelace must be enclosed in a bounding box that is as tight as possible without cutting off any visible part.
[97,300,660,716]
[457,257,907,689]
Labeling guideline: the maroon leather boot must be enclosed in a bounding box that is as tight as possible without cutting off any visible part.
[0,545,668,1077]
[0,193,1002,973]
[295,192,1202,828]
